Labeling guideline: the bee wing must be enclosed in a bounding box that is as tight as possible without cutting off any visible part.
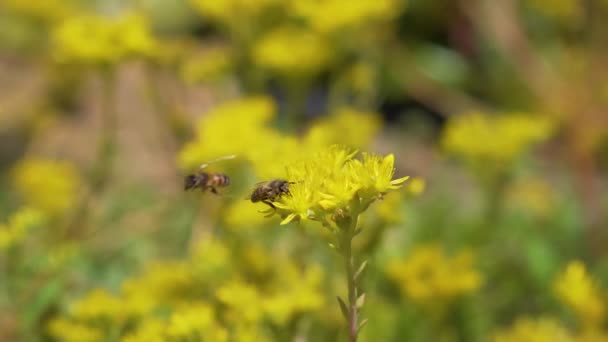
[199,154,237,170]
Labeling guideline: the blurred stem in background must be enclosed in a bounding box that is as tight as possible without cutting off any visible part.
[65,68,117,238]
[144,64,192,145]
[92,68,117,193]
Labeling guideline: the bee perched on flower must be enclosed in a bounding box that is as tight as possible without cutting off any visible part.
[249,179,294,209]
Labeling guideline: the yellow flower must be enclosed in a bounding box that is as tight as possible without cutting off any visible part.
[262,263,325,325]
[121,261,197,305]
[491,316,574,342]
[223,200,277,230]
[71,288,123,321]
[272,146,409,225]
[52,13,159,65]
[47,318,103,342]
[179,97,384,180]
[12,158,81,217]
[216,281,263,323]
[0,207,44,250]
[304,107,381,148]
[253,26,331,75]
[177,96,277,170]
[166,303,228,341]
[553,261,605,326]
[289,0,404,34]
[442,112,553,167]
[121,318,166,342]
[386,244,483,302]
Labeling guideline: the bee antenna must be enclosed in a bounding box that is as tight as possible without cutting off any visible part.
[199,154,237,170]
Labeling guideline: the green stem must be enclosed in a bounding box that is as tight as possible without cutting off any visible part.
[343,234,358,342]
[338,213,360,342]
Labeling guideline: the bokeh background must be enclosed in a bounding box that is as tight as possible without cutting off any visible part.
[1,0,608,341]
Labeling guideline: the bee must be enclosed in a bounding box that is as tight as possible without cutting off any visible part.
[249,179,293,208]
[184,172,230,194]
[184,155,235,195]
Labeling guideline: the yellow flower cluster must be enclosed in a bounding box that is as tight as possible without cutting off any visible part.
[178,96,382,179]
[0,207,44,251]
[48,237,327,342]
[386,244,483,302]
[51,13,159,65]
[553,260,605,327]
[491,260,608,340]
[12,158,81,217]
[253,26,331,75]
[442,112,553,167]
[491,316,573,342]
[290,0,404,34]
[275,146,409,225]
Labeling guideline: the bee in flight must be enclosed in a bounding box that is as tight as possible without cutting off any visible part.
[184,155,235,195]
[249,179,294,208]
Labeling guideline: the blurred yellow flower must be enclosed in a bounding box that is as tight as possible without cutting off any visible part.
[178,96,278,170]
[121,318,166,342]
[166,303,228,341]
[52,13,159,65]
[387,244,483,302]
[0,207,44,250]
[290,0,404,33]
[263,263,325,325]
[121,260,197,305]
[12,158,81,217]
[253,26,331,75]
[442,112,553,167]
[491,316,574,342]
[223,198,277,230]
[216,281,263,322]
[553,260,605,327]
[47,318,103,342]
[71,288,123,321]
[179,97,384,180]
[304,107,381,148]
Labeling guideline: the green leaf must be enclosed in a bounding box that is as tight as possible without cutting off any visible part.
[23,277,63,328]
[357,318,369,335]
[354,260,368,280]
[356,293,366,309]
[337,296,349,321]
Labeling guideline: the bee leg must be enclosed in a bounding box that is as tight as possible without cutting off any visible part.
[210,187,219,195]
[262,200,276,209]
